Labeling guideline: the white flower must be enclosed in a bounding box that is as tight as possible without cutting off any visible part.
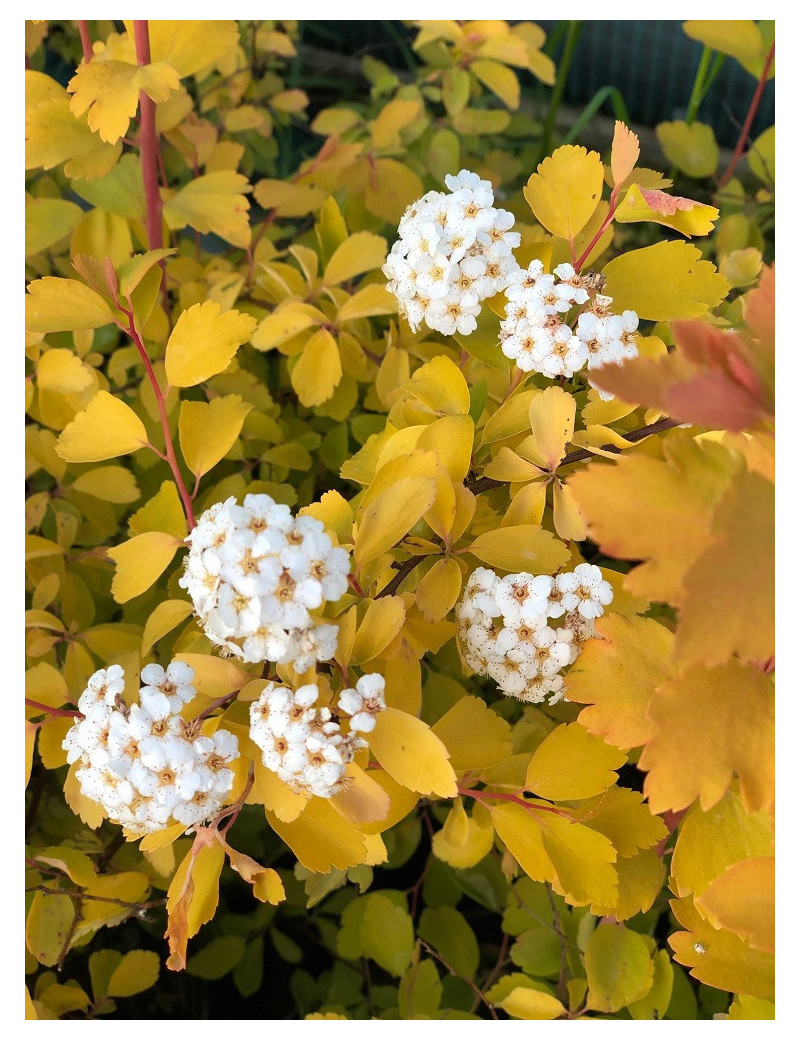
[457,565,612,703]
[180,494,348,670]
[384,171,519,336]
[62,661,239,836]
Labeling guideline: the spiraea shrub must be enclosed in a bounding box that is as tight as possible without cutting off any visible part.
[25,19,774,1020]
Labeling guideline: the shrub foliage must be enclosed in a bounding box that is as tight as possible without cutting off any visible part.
[25,19,774,1020]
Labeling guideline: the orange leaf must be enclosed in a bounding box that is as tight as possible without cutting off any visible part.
[639,662,774,814]
[610,120,640,186]
[564,614,674,750]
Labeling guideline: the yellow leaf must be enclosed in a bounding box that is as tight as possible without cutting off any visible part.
[179,394,252,478]
[590,848,666,921]
[323,231,387,285]
[467,525,571,574]
[351,597,406,665]
[267,798,368,873]
[107,950,160,998]
[253,178,327,217]
[251,302,326,351]
[471,59,520,109]
[527,386,575,470]
[338,283,397,322]
[602,241,730,321]
[35,847,97,888]
[564,614,674,750]
[669,895,774,998]
[141,599,195,656]
[129,480,187,540]
[610,121,640,186]
[368,707,457,797]
[540,813,618,907]
[727,995,776,1020]
[248,758,307,822]
[64,761,105,828]
[406,355,470,416]
[524,144,605,241]
[696,857,774,953]
[488,802,553,882]
[682,20,767,74]
[525,723,627,801]
[432,695,513,774]
[26,277,115,334]
[25,73,122,179]
[68,60,180,144]
[165,301,256,388]
[223,844,286,904]
[330,764,391,828]
[57,391,149,462]
[574,787,668,857]
[670,789,773,901]
[300,490,353,546]
[552,480,587,542]
[499,988,566,1020]
[354,476,437,568]
[71,465,140,504]
[167,840,225,939]
[432,799,495,868]
[615,184,719,237]
[417,414,474,483]
[364,158,424,224]
[175,653,251,698]
[133,20,240,78]
[163,171,252,249]
[452,107,510,135]
[118,248,176,297]
[640,662,774,814]
[371,98,422,149]
[26,891,75,967]
[107,531,182,603]
[290,327,342,407]
[585,923,654,1012]
[25,197,83,256]
[481,387,540,443]
[415,557,462,623]
[655,120,720,178]
[37,347,94,395]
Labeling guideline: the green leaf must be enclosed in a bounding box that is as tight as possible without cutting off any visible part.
[186,935,246,980]
[585,923,654,1012]
[360,894,415,976]
[418,906,480,978]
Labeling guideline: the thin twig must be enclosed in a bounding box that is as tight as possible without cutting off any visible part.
[417,939,499,1020]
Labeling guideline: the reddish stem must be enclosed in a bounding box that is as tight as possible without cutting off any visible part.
[26,699,80,720]
[718,43,775,190]
[132,22,164,251]
[347,573,366,598]
[458,785,572,819]
[120,304,196,530]
[77,21,93,63]
[575,186,620,271]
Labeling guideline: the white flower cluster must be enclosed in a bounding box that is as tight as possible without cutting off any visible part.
[382,170,520,336]
[179,494,349,669]
[249,674,386,799]
[62,662,239,835]
[456,564,613,704]
[500,261,640,387]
